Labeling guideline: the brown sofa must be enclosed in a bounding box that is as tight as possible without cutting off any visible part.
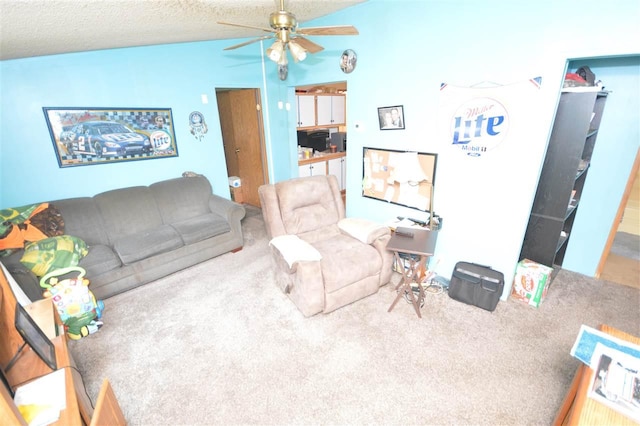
[258,175,393,316]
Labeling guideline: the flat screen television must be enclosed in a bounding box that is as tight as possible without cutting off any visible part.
[362,147,437,213]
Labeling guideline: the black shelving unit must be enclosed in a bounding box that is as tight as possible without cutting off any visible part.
[520,89,609,274]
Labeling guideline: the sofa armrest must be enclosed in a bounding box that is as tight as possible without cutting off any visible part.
[338,218,390,245]
[208,194,246,225]
[269,235,322,273]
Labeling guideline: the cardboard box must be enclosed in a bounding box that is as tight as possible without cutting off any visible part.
[511,259,553,308]
[230,186,244,203]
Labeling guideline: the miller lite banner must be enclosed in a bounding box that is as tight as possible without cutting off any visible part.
[440,77,542,157]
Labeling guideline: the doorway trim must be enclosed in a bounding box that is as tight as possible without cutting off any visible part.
[595,147,640,277]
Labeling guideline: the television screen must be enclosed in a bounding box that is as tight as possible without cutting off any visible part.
[362,147,437,213]
[14,303,57,371]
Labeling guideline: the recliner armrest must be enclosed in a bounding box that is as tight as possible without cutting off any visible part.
[269,235,322,270]
[338,218,390,244]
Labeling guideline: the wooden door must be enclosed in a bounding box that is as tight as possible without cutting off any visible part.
[216,89,267,207]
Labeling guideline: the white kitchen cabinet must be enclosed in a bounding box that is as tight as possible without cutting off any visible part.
[298,162,327,178]
[316,95,345,126]
[327,156,346,191]
[296,95,316,128]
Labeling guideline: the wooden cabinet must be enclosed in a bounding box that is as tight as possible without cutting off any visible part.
[296,94,346,129]
[520,89,609,271]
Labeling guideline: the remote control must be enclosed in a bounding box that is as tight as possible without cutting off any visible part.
[408,217,427,226]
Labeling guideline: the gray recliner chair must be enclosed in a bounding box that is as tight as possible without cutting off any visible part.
[258,175,393,316]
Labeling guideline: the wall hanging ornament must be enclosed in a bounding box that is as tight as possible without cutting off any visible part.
[189,111,208,141]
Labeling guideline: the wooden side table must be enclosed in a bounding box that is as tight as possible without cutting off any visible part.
[386,227,438,318]
[553,324,640,425]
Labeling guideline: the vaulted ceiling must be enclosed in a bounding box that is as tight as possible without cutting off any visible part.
[0,0,365,61]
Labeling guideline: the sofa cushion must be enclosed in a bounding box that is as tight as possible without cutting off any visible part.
[20,235,88,277]
[113,225,183,265]
[79,244,122,276]
[171,213,230,245]
[150,176,213,223]
[312,234,382,293]
[51,197,109,246]
[94,186,163,241]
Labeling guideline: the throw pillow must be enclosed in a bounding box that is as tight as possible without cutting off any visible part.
[20,235,88,277]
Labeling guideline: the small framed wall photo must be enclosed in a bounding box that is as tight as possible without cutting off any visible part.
[378,105,405,130]
[340,49,357,74]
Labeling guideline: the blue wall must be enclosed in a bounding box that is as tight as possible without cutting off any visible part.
[2,0,639,297]
[0,41,267,203]
[563,56,640,275]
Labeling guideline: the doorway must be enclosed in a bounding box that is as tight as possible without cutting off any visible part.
[216,88,268,207]
[597,148,640,289]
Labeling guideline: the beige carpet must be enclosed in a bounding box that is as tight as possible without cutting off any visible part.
[70,206,640,425]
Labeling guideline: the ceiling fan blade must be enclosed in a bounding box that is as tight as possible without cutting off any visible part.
[291,36,324,54]
[296,25,359,36]
[224,35,273,51]
[217,21,275,34]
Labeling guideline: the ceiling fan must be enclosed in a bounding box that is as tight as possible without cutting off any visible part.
[218,0,358,80]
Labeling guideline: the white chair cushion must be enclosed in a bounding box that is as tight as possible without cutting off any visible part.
[338,218,389,244]
[269,235,322,268]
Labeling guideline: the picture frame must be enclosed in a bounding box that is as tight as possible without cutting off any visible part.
[340,49,357,74]
[378,105,405,130]
[43,107,179,168]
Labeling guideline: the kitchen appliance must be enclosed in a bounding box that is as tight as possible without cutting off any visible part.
[297,130,329,153]
[330,132,347,152]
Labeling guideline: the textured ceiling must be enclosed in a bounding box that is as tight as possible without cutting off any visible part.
[0,0,365,61]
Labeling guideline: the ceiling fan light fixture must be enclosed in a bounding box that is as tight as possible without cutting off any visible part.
[267,40,284,62]
[277,50,288,66]
[288,41,307,62]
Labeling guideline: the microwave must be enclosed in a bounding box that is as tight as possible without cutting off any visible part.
[297,130,329,153]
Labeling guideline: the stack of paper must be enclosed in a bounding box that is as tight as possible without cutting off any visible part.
[14,369,66,426]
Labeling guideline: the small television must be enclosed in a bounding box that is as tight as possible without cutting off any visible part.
[362,147,437,213]
[6,303,57,372]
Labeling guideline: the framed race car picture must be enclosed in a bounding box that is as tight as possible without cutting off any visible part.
[43,107,179,168]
